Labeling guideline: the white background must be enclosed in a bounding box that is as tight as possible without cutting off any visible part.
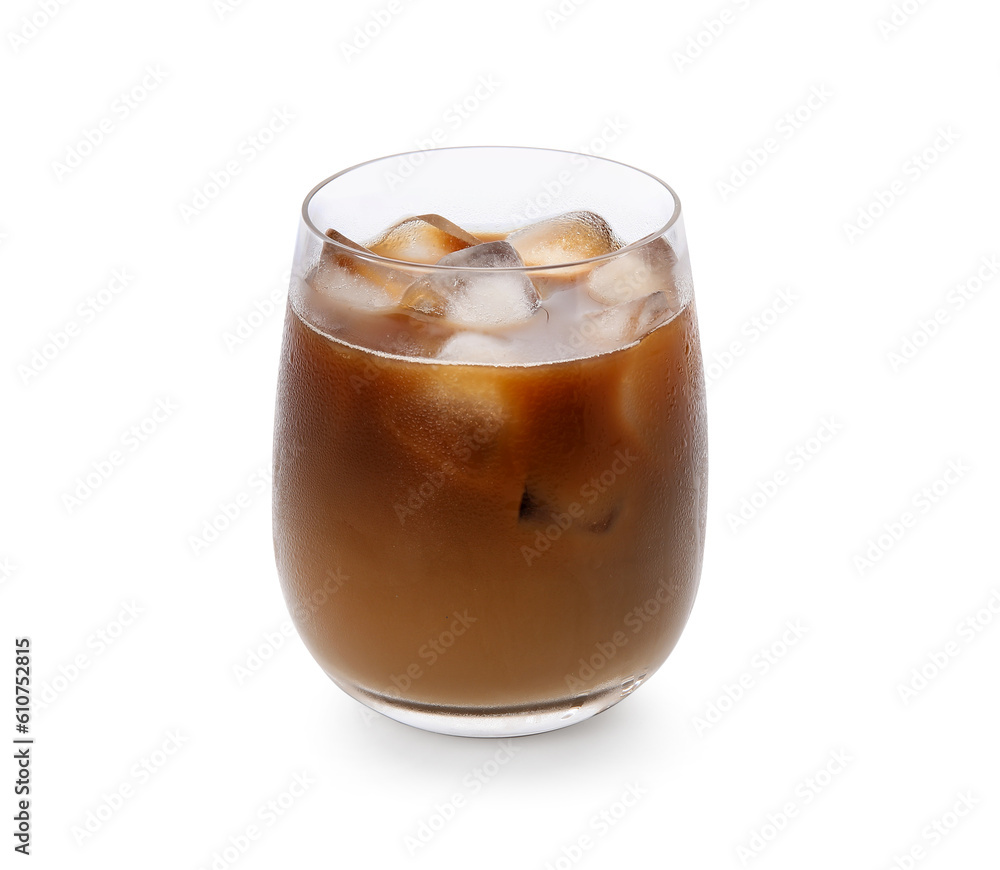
[2,0,998,867]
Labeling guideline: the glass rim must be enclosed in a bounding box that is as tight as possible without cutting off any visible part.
[300,145,683,274]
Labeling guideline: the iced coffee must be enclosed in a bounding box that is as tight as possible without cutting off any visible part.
[273,148,707,736]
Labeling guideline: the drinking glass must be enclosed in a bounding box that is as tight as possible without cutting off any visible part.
[273,146,707,737]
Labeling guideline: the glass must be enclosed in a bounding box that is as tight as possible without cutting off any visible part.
[272,146,707,737]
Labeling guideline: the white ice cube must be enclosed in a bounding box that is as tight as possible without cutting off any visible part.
[587,237,678,306]
[436,331,514,364]
[311,228,408,309]
[506,210,622,267]
[583,291,675,347]
[401,241,541,328]
[367,214,480,264]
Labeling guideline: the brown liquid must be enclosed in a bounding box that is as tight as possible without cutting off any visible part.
[273,296,707,709]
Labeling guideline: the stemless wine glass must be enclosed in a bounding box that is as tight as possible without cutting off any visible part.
[273,146,707,737]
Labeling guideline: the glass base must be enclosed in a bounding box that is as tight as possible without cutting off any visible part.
[335,678,643,738]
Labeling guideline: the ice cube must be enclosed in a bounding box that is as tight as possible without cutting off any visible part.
[342,310,454,359]
[312,228,409,308]
[379,363,514,502]
[367,214,480,264]
[415,214,482,245]
[436,331,513,364]
[583,291,674,347]
[587,237,678,306]
[516,474,623,533]
[401,241,540,328]
[506,210,622,267]
[324,227,368,255]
